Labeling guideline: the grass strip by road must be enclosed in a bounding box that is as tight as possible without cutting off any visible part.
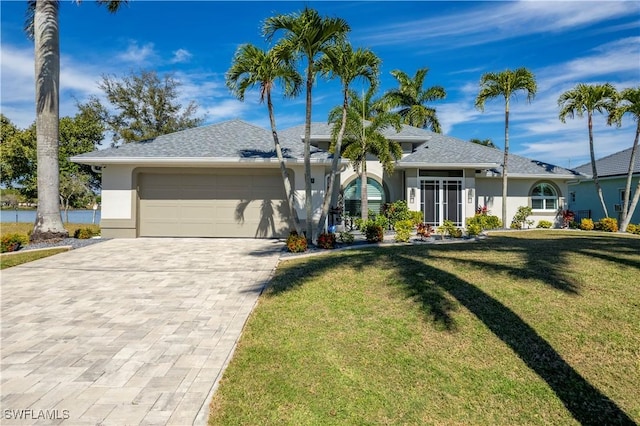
[1,247,70,269]
[209,230,640,425]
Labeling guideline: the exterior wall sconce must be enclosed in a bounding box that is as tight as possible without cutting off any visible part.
[410,188,415,203]
[468,188,474,203]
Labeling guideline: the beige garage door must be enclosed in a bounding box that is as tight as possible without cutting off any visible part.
[138,169,291,238]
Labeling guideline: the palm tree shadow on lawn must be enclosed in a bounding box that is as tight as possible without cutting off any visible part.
[267,236,638,425]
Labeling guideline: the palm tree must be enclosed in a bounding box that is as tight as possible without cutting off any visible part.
[608,86,640,232]
[330,88,402,221]
[226,44,303,235]
[382,67,446,132]
[263,7,350,241]
[26,0,127,242]
[475,68,537,229]
[316,42,380,234]
[558,83,617,218]
[470,138,498,149]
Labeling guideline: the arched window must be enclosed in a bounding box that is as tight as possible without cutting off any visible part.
[343,178,386,217]
[531,182,558,210]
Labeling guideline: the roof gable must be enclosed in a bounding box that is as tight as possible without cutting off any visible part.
[574,147,640,177]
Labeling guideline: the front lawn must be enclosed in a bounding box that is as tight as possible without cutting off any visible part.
[209,231,639,425]
[1,247,70,269]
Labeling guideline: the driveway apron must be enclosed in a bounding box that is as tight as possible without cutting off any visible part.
[0,238,282,425]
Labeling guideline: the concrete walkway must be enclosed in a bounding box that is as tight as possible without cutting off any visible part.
[1,238,282,425]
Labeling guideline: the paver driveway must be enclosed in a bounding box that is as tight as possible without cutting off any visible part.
[1,238,282,425]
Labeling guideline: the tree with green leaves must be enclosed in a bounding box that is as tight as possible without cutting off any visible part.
[0,109,104,208]
[226,43,302,235]
[475,68,537,228]
[25,0,127,241]
[329,88,402,221]
[88,70,204,145]
[382,67,446,132]
[608,86,640,232]
[470,138,498,149]
[558,83,617,218]
[316,42,380,234]
[263,7,350,241]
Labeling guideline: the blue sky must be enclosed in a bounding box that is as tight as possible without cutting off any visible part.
[1,1,639,168]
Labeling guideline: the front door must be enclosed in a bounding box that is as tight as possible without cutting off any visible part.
[420,179,463,227]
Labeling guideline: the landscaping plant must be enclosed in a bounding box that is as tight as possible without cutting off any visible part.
[1,233,29,253]
[338,231,355,244]
[393,219,413,243]
[317,232,336,249]
[598,217,618,232]
[511,206,533,229]
[416,222,433,240]
[580,218,595,231]
[536,220,553,229]
[286,232,308,253]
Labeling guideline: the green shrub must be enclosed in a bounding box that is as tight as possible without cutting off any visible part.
[1,233,29,253]
[409,211,423,226]
[394,220,413,243]
[363,221,384,243]
[437,220,460,238]
[511,206,533,229]
[317,232,336,249]
[382,201,412,228]
[338,231,355,244]
[73,227,96,239]
[599,217,618,232]
[466,223,482,237]
[466,214,502,230]
[354,218,364,231]
[626,224,640,235]
[286,232,307,253]
[536,220,553,229]
[568,220,579,229]
[580,218,594,231]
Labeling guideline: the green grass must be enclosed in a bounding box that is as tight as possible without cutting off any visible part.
[1,247,70,269]
[209,230,640,425]
[0,222,100,238]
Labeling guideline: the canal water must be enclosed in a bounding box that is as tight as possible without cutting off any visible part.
[0,209,101,224]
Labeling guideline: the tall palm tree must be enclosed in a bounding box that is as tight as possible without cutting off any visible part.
[475,68,537,229]
[558,83,617,218]
[383,67,446,132]
[608,86,640,232]
[226,44,303,235]
[330,88,402,221]
[26,0,127,242]
[263,7,350,241]
[316,42,380,234]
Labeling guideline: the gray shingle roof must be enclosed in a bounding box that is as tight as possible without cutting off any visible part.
[72,119,577,178]
[72,119,331,162]
[574,147,640,178]
[398,128,577,176]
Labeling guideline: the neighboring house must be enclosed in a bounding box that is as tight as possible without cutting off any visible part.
[568,147,640,224]
[72,119,578,239]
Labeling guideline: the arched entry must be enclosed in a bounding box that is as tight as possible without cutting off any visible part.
[343,177,387,217]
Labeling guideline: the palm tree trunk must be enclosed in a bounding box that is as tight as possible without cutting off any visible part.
[502,102,509,229]
[588,112,609,217]
[360,157,368,221]
[267,92,301,235]
[317,86,348,235]
[620,121,640,232]
[31,0,68,242]
[304,63,314,242]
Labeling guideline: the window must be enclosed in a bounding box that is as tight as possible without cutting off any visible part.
[343,178,386,217]
[531,182,558,210]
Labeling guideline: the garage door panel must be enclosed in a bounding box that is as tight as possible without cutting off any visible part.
[138,170,290,238]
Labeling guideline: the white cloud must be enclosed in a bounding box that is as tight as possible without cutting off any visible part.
[171,48,192,64]
[358,1,638,49]
[117,41,156,64]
